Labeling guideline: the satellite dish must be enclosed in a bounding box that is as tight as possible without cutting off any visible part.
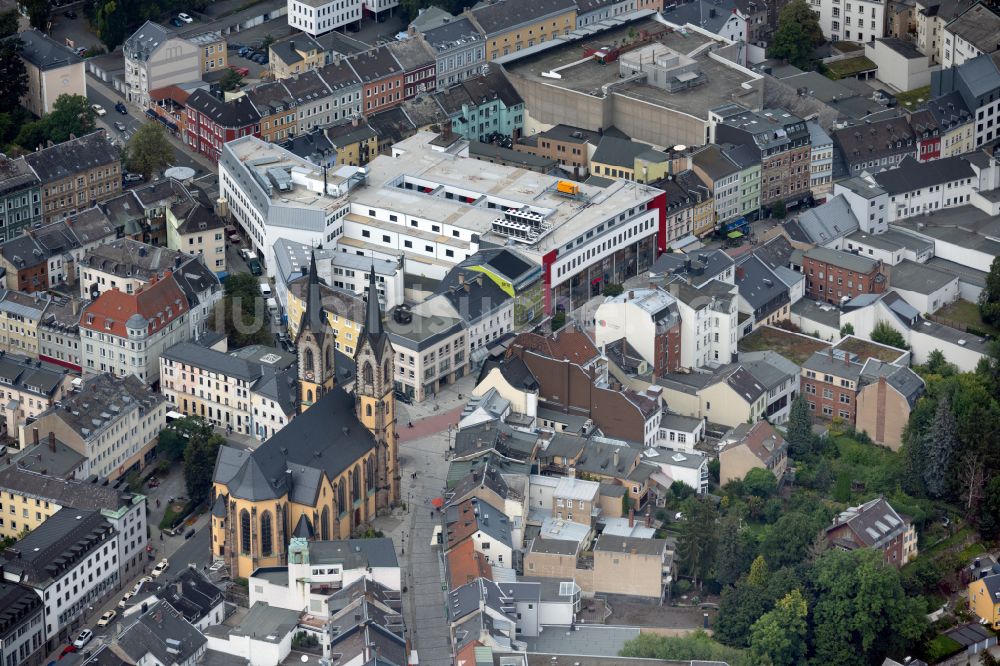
[300,656,309,663]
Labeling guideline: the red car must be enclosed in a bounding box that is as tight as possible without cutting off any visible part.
[59,646,77,660]
[228,65,249,77]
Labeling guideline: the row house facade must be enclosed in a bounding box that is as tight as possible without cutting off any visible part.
[23,132,121,224]
[184,90,261,163]
[387,38,437,99]
[351,46,406,115]
[245,80,298,143]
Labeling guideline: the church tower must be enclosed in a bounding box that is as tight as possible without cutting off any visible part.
[296,251,335,413]
[354,267,400,510]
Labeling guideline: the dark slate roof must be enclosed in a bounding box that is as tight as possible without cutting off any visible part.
[159,568,223,626]
[0,581,42,637]
[691,144,739,181]
[827,496,908,547]
[213,387,375,502]
[316,59,362,91]
[943,3,1000,55]
[435,69,523,115]
[592,136,658,168]
[116,601,207,665]
[22,131,119,184]
[476,355,538,391]
[924,91,973,131]
[736,254,788,311]
[859,359,924,407]
[873,155,975,195]
[245,81,295,116]
[387,38,435,69]
[326,120,378,147]
[0,158,39,197]
[185,89,260,128]
[0,465,129,510]
[281,70,332,105]
[421,17,483,53]
[833,116,916,165]
[2,509,113,586]
[434,269,511,323]
[269,34,323,67]
[469,0,576,35]
[367,107,415,146]
[163,342,262,381]
[123,21,174,62]
[292,514,313,538]
[349,46,402,83]
[14,29,82,70]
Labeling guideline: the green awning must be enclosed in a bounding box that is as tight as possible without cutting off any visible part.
[727,231,744,239]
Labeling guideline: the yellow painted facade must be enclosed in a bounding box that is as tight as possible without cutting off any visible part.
[0,492,57,539]
[478,10,577,61]
[969,577,1000,629]
[285,282,364,357]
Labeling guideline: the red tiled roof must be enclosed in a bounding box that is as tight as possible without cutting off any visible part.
[81,272,188,338]
[509,326,599,365]
[447,539,492,589]
[150,86,191,105]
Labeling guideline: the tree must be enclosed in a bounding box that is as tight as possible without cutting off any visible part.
[919,349,957,377]
[923,396,957,498]
[839,322,855,337]
[810,549,928,666]
[21,0,49,31]
[677,497,718,589]
[979,475,1000,536]
[260,34,275,51]
[33,94,96,145]
[183,429,225,504]
[715,517,753,587]
[0,38,28,115]
[760,512,821,569]
[786,394,813,457]
[602,283,624,297]
[743,467,778,498]
[980,256,1000,327]
[749,589,808,666]
[619,631,749,665]
[211,274,272,348]
[769,0,822,69]
[770,199,786,219]
[219,67,244,93]
[0,9,19,38]
[550,311,566,331]
[157,415,212,462]
[125,122,173,180]
[870,321,909,350]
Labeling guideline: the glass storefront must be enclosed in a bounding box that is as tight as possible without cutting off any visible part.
[551,234,657,312]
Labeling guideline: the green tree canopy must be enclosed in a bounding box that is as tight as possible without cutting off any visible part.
[125,122,173,180]
[677,496,719,589]
[21,0,49,30]
[157,415,212,462]
[0,38,28,115]
[620,631,749,665]
[981,256,1000,327]
[212,274,272,348]
[219,68,244,93]
[749,589,808,666]
[0,9,19,38]
[922,395,957,498]
[768,0,823,69]
[183,428,225,504]
[761,511,822,569]
[810,549,927,665]
[870,321,909,350]
[786,393,813,458]
[743,467,778,499]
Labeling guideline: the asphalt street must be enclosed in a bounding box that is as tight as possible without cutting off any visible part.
[85,82,209,177]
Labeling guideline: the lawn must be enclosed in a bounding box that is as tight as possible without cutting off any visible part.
[896,85,931,110]
[738,326,830,365]
[935,299,1000,338]
[158,500,189,531]
[923,634,962,662]
[825,56,877,80]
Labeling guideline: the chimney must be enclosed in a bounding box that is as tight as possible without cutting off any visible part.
[49,432,56,452]
[736,266,745,280]
[879,375,886,387]
[72,299,79,316]
[289,40,295,51]
[844,351,850,367]
[32,428,39,447]
[645,504,652,528]
[628,508,634,528]
[612,448,619,469]
[458,272,465,285]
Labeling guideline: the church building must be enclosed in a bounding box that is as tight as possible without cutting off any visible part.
[211,254,400,578]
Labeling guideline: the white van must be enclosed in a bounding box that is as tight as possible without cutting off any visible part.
[259,280,272,297]
[266,297,278,315]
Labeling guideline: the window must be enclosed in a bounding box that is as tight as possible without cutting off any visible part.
[240,509,251,553]
[260,511,273,556]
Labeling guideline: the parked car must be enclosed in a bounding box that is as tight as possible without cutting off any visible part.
[184,528,195,539]
[238,46,250,57]
[123,173,144,183]
[72,630,93,650]
[152,558,169,577]
[394,389,412,405]
[97,610,116,627]
[115,101,127,114]
[248,259,262,276]
[228,64,249,77]
[118,591,133,608]
[63,9,76,18]
[91,104,105,116]
[170,17,183,26]
[177,12,193,22]
[60,645,77,659]
[113,121,127,132]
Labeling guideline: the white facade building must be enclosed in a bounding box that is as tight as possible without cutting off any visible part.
[2,509,119,643]
[287,0,362,37]
[671,280,739,370]
[814,0,887,44]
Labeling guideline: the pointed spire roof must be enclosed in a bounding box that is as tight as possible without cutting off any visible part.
[292,514,314,538]
[297,250,327,346]
[361,264,389,360]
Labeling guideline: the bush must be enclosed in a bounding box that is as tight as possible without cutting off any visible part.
[923,634,962,662]
[551,312,566,331]
[673,579,693,596]
[603,283,624,297]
